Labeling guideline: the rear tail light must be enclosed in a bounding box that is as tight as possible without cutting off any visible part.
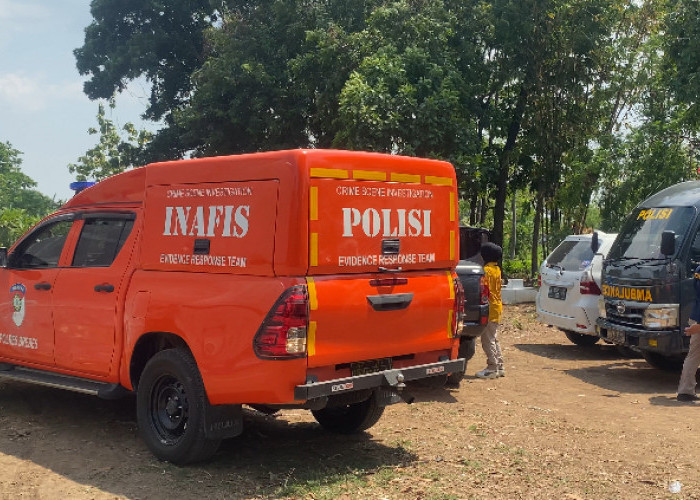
[479,275,490,325]
[580,269,601,295]
[479,275,489,305]
[253,285,309,359]
[453,276,465,337]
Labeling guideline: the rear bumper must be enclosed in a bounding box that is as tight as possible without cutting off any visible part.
[536,295,596,335]
[294,358,466,401]
[596,318,687,355]
[462,304,488,337]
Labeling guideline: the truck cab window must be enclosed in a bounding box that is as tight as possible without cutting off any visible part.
[72,218,135,267]
[690,230,700,269]
[9,220,73,269]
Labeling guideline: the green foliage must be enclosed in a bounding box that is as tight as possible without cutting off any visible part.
[172,1,314,156]
[664,0,700,127]
[74,0,216,121]
[0,141,59,246]
[502,259,530,279]
[0,209,40,248]
[68,101,153,181]
[72,0,700,272]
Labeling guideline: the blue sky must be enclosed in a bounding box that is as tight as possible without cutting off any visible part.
[0,0,156,201]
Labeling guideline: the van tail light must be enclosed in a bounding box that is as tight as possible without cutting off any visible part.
[254,285,309,359]
[580,270,601,295]
[453,276,465,337]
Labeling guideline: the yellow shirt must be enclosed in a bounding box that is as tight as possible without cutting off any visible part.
[484,262,503,323]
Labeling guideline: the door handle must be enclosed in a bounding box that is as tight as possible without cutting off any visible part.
[366,292,414,311]
[94,283,115,293]
[34,282,51,291]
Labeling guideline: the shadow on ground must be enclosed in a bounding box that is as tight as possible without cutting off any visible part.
[0,379,420,498]
[514,342,687,397]
[514,342,636,362]
[563,361,679,394]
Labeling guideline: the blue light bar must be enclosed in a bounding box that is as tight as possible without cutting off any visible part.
[69,181,96,194]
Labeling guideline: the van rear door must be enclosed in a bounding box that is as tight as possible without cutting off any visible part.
[306,165,458,367]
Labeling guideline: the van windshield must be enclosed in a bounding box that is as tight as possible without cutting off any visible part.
[607,206,695,260]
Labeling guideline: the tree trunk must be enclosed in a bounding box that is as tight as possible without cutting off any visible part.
[510,193,517,259]
[469,192,478,226]
[531,195,542,276]
[492,86,528,246]
[543,202,549,257]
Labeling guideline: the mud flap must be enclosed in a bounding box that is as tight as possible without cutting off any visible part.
[204,403,243,440]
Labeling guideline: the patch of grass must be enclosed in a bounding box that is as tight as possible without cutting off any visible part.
[372,466,399,486]
[468,424,487,437]
[275,469,366,499]
[426,491,460,500]
[460,458,484,470]
[392,438,414,451]
[421,469,443,481]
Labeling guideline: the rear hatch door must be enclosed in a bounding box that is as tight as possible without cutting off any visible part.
[539,238,592,316]
[306,163,458,366]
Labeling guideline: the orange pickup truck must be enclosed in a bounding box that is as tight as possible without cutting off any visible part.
[0,149,464,464]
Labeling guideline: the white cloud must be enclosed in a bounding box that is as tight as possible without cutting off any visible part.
[0,0,49,22]
[0,72,85,112]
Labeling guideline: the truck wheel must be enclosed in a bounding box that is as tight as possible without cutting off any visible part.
[563,330,599,346]
[641,351,684,372]
[446,336,477,386]
[311,396,385,434]
[137,349,221,464]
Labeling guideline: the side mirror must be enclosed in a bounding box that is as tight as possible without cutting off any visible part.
[661,230,676,256]
[591,232,600,253]
[0,248,7,267]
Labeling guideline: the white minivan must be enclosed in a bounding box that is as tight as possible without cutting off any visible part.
[536,232,617,346]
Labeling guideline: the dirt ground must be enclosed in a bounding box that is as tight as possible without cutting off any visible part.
[0,303,699,499]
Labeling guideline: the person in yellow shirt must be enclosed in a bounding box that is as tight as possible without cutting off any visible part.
[476,243,504,379]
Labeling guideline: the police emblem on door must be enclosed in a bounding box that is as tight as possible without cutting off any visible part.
[10,283,26,327]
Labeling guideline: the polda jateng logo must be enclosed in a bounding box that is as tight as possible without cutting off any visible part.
[10,283,26,327]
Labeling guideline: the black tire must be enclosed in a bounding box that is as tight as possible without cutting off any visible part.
[446,337,477,386]
[445,371,464,386]
[311,396,385,434]
[137,349,221,464]
[563,330,599,346]
[641,351,684,372]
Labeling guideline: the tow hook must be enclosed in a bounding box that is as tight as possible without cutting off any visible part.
[396,373,415,404]
[387,371,415,404]
[395,372,406,391]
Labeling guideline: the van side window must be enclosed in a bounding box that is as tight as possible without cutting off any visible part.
[9,220,73,269]
[72,218,135,267]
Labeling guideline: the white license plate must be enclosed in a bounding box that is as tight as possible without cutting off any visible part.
[548,286,567,300]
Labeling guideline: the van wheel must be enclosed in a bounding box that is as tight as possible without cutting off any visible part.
[447,337,477,386]
[137,349,221,464]
[311,396,385,434]
[641,351,684,372]
[563,330,599,346]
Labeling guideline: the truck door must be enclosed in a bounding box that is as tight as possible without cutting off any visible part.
[0,217,74,366]
[52,212,136,376]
